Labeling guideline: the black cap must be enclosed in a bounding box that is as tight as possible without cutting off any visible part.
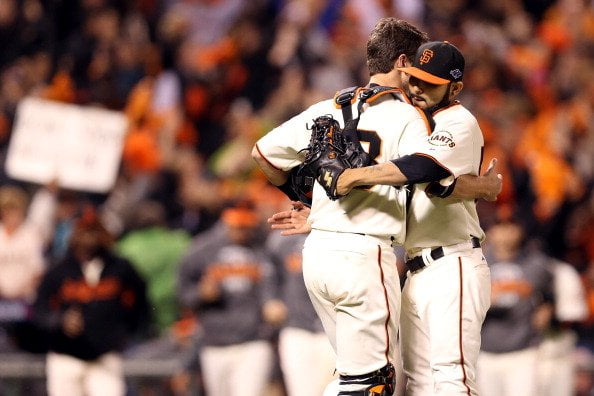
[398,41,465,85]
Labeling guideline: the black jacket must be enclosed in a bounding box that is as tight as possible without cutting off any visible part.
[34,250,149,361]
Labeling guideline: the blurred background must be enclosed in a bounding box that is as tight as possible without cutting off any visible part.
[0,0,593,395]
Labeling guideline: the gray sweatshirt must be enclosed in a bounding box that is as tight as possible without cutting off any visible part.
[481,248,553,353]
[177,221,278,346]
[266,232,324,333]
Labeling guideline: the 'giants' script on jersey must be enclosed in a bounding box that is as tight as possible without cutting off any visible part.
[428,130,455,148]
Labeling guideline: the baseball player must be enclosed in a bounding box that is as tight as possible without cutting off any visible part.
[330,41,493,395]
[253,18,431,396]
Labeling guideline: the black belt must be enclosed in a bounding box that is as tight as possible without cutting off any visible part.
[405,237,481,273]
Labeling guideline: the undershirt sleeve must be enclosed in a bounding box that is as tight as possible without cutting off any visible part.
[391,153,452,184]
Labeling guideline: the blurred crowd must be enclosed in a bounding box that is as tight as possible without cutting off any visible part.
[0,0,593,395]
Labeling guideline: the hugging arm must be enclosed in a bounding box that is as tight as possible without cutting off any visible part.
[337,155,502,201]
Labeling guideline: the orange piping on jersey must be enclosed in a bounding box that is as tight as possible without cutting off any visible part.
[364,88,405,104]
[458,257,472,396]
[413,152,454,177]
[254,143,282,171]
[414,107,432,135]
[377,245,392,364]
[431,100,461,116]
[399,90,413,104]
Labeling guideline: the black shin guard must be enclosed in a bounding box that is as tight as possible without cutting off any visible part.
[338,363,395,396]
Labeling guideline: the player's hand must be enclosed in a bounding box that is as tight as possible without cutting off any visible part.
[170,371,192,395]
[262,299,288,325]
[481,158,502,202]
[198,277,220,302]
[532,303,554,331]
[267,201,312,235]
[62,308,84,338]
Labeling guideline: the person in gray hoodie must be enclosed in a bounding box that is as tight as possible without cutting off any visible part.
[177,201,285,396]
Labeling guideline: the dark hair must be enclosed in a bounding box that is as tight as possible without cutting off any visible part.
[366,18,429,76]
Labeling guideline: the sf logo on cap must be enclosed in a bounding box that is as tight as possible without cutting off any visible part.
[419,49,434,64]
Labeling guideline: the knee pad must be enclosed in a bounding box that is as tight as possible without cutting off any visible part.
[338,363,395,396]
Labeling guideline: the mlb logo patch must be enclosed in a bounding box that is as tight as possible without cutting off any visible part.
[450,69,462,79]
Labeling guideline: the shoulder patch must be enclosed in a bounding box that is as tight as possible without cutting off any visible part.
[428,130,456,148]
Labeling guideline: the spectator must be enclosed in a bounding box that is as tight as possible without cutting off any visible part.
[477,217,554,396]
[33,209,149,396]
[0,184,56,352]
[265,231,335,396]
[117,200,191,334]
[177,201,283,396]
[49,190,82,263]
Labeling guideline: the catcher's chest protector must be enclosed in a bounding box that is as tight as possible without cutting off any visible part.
[334,85,409,142]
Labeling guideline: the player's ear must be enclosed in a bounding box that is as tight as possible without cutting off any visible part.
[395,54,410,68]
[449,82,464,99]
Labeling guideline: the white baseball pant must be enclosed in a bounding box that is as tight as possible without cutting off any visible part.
[199,340,273,396]
[46,351,125,396]
[401,247,490,395]
[477,347,538,396]
[536,331,579,396]
[279,326,336,396]
[302,229,400,377]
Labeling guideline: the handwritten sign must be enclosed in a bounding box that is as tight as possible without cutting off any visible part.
[5,97,128,193]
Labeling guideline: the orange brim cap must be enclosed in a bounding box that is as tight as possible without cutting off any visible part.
[398,67,450,85]
[222,208,259,227]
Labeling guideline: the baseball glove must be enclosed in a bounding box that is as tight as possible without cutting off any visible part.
[295,115,370,200]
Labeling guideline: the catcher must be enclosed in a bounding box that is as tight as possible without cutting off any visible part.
[254,76,426,395]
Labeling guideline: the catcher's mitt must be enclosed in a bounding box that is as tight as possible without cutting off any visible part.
[296,115,370,200]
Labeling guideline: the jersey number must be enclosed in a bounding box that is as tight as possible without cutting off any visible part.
[357,130,381,162]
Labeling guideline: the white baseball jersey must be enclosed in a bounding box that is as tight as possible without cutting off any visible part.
[400,102,491,396]
[404,102,486,254]
[256,92,429,244]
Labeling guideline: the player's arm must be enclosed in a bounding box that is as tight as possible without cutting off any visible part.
[336,153,450,194]
[337,155,501,200]
[251,144,289,186]
[252,144,301,202]
[251,104,322,201]
[333,110,454,195]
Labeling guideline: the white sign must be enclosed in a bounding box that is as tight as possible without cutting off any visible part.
[5,97,128,193]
